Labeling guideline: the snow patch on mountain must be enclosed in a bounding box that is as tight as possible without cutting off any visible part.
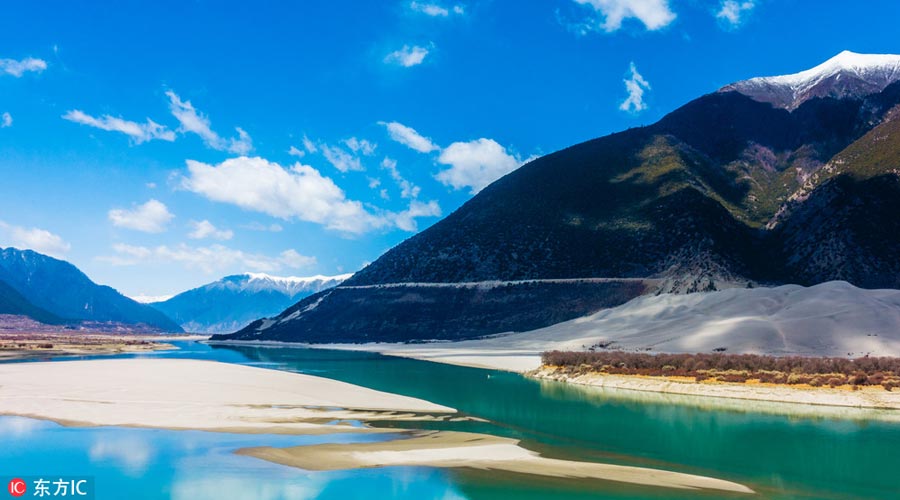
[722,51,900,110]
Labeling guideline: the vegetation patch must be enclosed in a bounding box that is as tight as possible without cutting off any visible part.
[541,351,900,391]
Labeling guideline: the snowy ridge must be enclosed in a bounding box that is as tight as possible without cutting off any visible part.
[219,272,353,297]
[722,51,900,110]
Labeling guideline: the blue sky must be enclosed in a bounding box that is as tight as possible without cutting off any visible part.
[1,0,898,298]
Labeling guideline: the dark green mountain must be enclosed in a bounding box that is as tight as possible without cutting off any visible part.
[215,52,900,344]
[0,278,66,324]
[0,247,182,332]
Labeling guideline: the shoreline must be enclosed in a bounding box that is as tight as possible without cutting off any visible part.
[0,357,754,493]
[532,366,900,412]
[210,340,900,417]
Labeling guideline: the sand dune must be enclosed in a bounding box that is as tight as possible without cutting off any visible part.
[325,281,900,372]
[239,430,754,494]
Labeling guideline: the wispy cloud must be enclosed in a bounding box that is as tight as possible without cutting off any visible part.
[572,0,675,33]
[0,112,11,128]
[381,157,421,199]
[187,220,233,240]
[108,199,174,233]
[0,57,47,77]
[62,110,175,144]
[384,45,430,67]
[379,121,439,153]
[716,0,755,28]
[619,62,650,113]
[99,243,315,274]
[166,90,252,154]
[409,2,464,17]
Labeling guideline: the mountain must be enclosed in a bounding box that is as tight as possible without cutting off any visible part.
[0,247,182,332]
[0,278,66,325]
[214,51,900,344]
[151,273,351,333]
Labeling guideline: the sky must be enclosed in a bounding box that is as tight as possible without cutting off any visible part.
[1,0,899,299]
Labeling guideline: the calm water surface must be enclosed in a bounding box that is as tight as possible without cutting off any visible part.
[1,341,898,499]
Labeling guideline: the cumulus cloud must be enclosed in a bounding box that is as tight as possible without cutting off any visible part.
[573,0,675,32]
[716,0,755,27]
[62,110,175,144]
[0,221,71,258]
[182,156,440,234]
[108,199,174,233]
[187,220,233,240]
[1,112,10,128]
[384,45,430,67]
[166,90,253,154]
[0,57,47,77]
[99,243,315,274]
[181,156,386,234]
[436,138,523,193]
[379,121,439,153]
[409,2,464,16]
[619,62,651,113]
[381,157,420,199]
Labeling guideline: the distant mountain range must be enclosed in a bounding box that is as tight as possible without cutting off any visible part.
[0,247,182,332]
[215,51,900,344]
[150,273,351,333]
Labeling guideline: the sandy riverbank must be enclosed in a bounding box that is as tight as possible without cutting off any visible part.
[239,430,753,494]
[533,367,900,411]
[0,332,181,361]
[0,358,455,434]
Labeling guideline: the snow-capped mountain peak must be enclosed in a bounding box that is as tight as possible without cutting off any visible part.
[721,51,900,110]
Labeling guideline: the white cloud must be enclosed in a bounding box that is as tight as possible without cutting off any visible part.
[187,220,233,240]
[287,145,305,158]
[0,221,71,258]
[393,200,441,232]
[0,57,47,77]
[716,0,755,27]
[182,156,440,234]
[1,112,10,128]
[344,137,377,156]
[181,156,387,234]
[99,243,315,274]
[108,199,174,233]
[409,2,464,16]
[62,109,175,144]
[379,121,439,153]
[436,138,523,193]
[302,135,318,153]
[166,90,253,154]
[619,62,651,113]
[384,45,430,67]
[573,0,676,32]
[320,143,365,172]
[381,157,420,199]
